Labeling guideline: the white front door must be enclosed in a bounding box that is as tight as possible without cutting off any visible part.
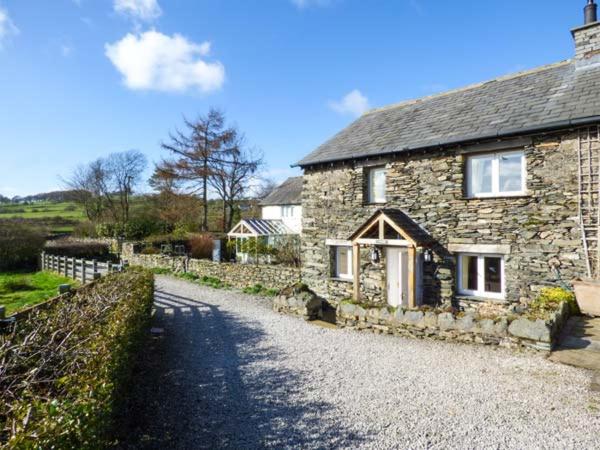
[386,248,409,307]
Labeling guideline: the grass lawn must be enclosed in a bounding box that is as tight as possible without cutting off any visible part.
[0,271,79,315]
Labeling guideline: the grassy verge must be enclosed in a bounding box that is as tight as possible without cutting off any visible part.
[0,271,78,315]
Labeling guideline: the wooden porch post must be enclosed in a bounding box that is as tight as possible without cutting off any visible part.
[353,243,360,301]
[407,246,417,308]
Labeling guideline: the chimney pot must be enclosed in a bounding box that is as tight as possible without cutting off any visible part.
[585,0,598,25]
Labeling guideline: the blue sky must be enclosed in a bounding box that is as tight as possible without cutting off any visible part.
[0,0,587,197]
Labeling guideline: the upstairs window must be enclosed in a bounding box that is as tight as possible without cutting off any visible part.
[334,246,353,280]
[368,167,387,204]
[282,206,294,217]
[457,254,504,300]
[466,151,526,198]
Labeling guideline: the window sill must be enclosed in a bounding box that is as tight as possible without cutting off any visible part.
[456,295,507,304]
[462,194,531,201]
[330,277,354,284]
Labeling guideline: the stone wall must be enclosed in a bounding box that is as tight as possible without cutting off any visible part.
[302,131,587,306]
[124,249,301,292]
[336,301,572,352]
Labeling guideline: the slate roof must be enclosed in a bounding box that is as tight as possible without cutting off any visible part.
[297,59,600,167]
[259,176,303,206]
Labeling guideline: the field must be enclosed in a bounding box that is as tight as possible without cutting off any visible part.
[0,271,79,314]
[0,201,86,235]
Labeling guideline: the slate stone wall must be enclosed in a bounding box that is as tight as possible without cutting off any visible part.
[336,301,572,352]
[126,252,301,291]
[301,131,587,306]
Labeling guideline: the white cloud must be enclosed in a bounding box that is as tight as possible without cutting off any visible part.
[105,30,225,93]
[292,0,334,8]
[329,89,370,117]
[114,0,162,22]
[0,6,19,48]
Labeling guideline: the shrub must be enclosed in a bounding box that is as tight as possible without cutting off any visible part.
[529,287,578,319]
[0,268,154,448]
[72,221,98,238]
[44,239,114,261]
[124,216,165,241]
[188,234,214,259]
[0,221,46,271]
[140,247,160,255]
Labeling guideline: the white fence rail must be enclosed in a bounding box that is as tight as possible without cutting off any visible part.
[41,252,122,284]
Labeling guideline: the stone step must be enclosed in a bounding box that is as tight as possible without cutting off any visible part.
[549,348,600,371]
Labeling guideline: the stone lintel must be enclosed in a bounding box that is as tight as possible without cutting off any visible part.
[325,239,352,247]
[448,243,511,255]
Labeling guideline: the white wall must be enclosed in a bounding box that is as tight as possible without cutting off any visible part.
[262,204,302,234]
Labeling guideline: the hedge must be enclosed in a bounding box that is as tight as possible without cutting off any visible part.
[0,221,46,271]
[44,239,115,261]
[0,268,154,449]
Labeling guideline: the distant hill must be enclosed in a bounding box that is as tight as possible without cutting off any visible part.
[0,194,10,204]
[7,190,79,204]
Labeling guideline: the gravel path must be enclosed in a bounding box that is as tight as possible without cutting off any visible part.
[121,276,600,449]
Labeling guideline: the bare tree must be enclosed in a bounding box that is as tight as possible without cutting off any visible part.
[209,136,264,231]
[255,178,278,200]
[64,150,147,230]
[106,150,147,225]
[156,109,235,231]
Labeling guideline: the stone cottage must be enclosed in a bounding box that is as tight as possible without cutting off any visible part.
[296,2,600,309]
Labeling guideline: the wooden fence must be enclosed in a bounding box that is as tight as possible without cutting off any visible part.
[41,252,122,284]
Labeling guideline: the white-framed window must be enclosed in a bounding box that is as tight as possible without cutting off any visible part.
[466,150,526,198]
[368,167,387,204]
[335,246,353,280]
[457,253,505,300]
[282,205,294,217]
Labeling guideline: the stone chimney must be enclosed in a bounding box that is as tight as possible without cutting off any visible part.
[572,0,600,64]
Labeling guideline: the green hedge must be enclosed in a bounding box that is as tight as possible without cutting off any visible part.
[0,268,154,449]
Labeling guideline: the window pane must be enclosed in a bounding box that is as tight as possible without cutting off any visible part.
[499,153,523,193]
[484,257,502,293]
[469,156,493,195]
[461,255,478,291]
[337,248,349,277]
[370,168,386,203]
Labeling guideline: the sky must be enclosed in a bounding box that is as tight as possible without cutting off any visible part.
[0,0,589,197]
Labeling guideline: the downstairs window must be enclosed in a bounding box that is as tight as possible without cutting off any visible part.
[457,254,504,300]
[334,246,353,280]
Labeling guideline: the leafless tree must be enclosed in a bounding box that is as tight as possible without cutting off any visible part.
[64,150,147,228]
[156,109,236,231]
[209,136,264,231]
[106,150,147,225]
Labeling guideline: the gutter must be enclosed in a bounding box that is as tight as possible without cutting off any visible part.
[292,116,600,169]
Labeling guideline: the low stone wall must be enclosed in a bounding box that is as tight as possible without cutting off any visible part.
[272,284,323,320]
[337,301,572,351]
[126,253,301,291]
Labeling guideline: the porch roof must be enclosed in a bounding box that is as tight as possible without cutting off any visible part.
[348,208,433,246]
[227,218,294,238]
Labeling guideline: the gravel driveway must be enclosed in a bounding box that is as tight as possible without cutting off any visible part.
[121,276,600,449]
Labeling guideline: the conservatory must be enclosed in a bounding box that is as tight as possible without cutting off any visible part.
[227,218,296,264]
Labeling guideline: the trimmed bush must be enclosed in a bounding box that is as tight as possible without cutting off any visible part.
[44,239,114,260]
[0,221,46,271]
[188,233,214,259]
[0,268,154,448]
